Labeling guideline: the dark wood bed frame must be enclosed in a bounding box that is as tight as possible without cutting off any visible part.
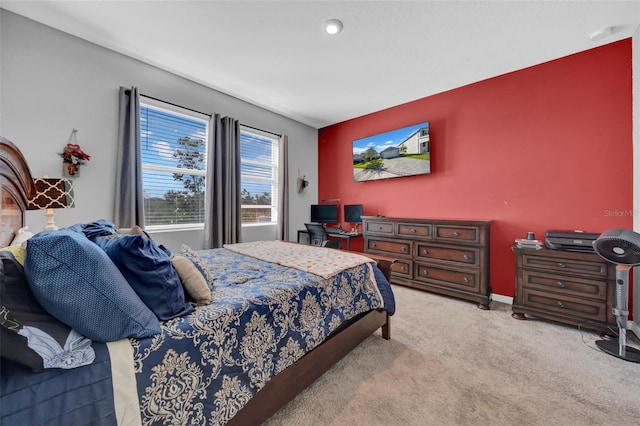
[0,136,391,425]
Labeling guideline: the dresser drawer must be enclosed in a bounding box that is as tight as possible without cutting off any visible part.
[397,223,432,239]
[434,225,481,244]
[521,270,607,301]
[415,243,479,267]
[414,263,479,292]
[391,259,413,279]
[365,221,394,236]
[366,238,411,257]
[522,288,607,322]
[521,254,609,278]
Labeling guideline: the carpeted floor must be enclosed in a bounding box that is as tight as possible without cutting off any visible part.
[266,285,640,426]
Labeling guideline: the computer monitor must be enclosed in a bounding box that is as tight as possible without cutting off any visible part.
[344,204,363,223]
[310,204,338,224]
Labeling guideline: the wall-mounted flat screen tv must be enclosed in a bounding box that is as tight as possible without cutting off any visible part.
[352,121,430,182]
[344,204,363,223]
[310,204,338,223]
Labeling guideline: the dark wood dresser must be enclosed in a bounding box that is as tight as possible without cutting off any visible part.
[512,246,616,332]
[362,216,491,309]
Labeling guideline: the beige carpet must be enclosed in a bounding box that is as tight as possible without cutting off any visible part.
[266,285,640,426]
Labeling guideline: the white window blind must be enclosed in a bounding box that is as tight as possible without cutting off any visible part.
[140,100,208,229]
[240,127,279,224]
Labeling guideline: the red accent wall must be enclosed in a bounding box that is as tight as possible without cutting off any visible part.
[318,39,633,298]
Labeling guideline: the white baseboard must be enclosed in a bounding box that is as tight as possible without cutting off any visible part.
[491,293,513,305]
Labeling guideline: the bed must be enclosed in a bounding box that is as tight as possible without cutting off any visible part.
[0,136,395,425]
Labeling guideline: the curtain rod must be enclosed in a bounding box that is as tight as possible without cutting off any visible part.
[127,90,282,138]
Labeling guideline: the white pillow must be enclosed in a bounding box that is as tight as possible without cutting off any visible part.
[11,226,35,248]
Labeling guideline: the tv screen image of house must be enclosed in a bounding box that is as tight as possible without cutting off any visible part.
[344,204,363,223]
[310,204,338,223]
[352,121,430,182]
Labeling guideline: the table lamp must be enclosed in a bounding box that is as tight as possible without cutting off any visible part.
[27,177,75,230]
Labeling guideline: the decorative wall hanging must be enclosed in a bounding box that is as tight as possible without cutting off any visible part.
[60,129,91,177]
[296,169,308,193]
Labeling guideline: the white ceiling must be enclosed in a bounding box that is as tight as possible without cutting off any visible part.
[2,1,639,129]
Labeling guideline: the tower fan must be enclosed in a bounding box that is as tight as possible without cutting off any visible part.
[592,229,640,362]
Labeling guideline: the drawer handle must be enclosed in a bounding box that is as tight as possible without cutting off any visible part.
[463,277,469,283]
[411,228,417,233]
[423,269,429,276]
[423,249,428,255]
[557,263,566,268]
[378,226,383,230]
[402,247,407,252]
[452,232,460,237]
[557,301,565,308]
[401,266,406,272]
[463,254,469,260]
[372,242,377,248]
[557,281,565,288]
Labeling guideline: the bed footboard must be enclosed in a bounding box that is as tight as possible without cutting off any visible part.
[228,309,389,425]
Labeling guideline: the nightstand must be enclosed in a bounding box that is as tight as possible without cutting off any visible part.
[512,246,616,333]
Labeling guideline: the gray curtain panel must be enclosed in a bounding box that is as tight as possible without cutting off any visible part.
[114,86,145,228]
[204,114,242,249]
[277,134,289,241]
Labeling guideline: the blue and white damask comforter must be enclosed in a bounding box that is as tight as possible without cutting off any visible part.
[2,246,394,425]
[129,247,395,425]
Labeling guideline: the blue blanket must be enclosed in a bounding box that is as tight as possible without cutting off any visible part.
[0,343,116,425]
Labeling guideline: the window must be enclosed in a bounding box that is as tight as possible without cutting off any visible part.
[240,127,279,225]
[139,99,278,229]
[140,98,209,229]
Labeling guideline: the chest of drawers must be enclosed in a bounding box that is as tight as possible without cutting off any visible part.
[363,216,491,309]
[511,247,616,332]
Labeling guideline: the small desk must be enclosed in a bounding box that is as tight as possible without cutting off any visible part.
[297,229,363,251]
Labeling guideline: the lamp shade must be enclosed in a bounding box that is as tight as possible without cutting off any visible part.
[27,178,75,210]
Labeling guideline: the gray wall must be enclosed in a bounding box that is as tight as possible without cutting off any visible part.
[0,10,318,251]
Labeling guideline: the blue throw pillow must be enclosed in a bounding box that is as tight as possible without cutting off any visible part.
[24,230,161,342]
[92,234,194,320]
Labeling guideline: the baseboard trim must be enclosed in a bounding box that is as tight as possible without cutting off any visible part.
[491,293,513,305]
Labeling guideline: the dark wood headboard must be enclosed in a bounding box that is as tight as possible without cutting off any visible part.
[0,137,36,246]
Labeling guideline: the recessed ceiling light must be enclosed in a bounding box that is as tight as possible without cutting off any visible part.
[325,19,343,35]
[589,27,612,42]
